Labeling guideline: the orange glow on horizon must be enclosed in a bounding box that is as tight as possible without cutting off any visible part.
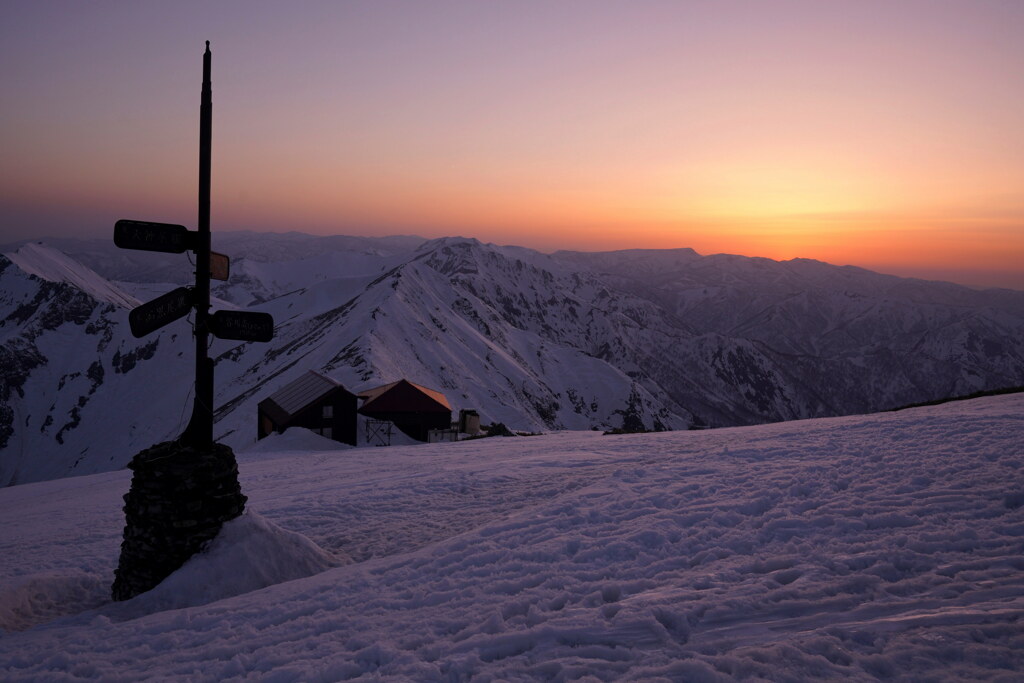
[2,2,1022,291]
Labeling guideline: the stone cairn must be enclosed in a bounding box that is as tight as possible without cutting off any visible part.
[111,440,247,601]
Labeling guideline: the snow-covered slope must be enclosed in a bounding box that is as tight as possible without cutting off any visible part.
[0,250,199,485]
[2,233,1023,486]
[4,243,138,309]
[208,237,692,447]
[1,395,1021,679]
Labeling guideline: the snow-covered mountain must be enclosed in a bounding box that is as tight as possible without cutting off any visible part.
[2,233,1023,485]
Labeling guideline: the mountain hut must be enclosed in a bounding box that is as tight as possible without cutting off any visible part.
[257,370,357,445]
[357,379,452,442]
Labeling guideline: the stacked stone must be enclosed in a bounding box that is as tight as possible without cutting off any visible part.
[111,440,247,601]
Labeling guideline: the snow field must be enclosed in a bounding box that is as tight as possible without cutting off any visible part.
[1,394,1022,680]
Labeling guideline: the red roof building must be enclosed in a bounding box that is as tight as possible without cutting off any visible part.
[357,379,452,441]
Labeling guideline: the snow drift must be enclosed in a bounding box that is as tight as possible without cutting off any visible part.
[0,511,339,632]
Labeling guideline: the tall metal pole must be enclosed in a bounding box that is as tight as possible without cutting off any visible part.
[183,41,214,448]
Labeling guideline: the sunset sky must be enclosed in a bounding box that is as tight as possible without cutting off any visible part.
[1,1,1022,289]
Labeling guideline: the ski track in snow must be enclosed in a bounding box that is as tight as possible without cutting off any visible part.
[1,395,1022,680]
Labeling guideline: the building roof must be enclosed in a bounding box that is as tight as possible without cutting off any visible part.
[356,380,401,403]
[358,378,451,413]
[261,370,347,420]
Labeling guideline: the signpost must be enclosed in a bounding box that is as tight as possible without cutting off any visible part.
[113,41,274,449]
[111,42,264,605]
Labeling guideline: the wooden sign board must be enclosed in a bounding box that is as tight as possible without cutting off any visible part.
[115,220,194,254]
[129,286,193,338]
[209,310,274,343]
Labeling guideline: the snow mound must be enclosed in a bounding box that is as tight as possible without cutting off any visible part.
[239,427,352,456]
[110,511,343,619]
[4,242,139,308]
[355,414,426,447]
[237,419,430,458]
[0,573,108,633]
[0,512,342,633]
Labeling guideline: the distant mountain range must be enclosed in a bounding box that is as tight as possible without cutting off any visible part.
[2,232,1023,485]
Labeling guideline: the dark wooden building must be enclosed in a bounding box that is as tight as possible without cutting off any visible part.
[257,370,357,445]
[357,379,452,442]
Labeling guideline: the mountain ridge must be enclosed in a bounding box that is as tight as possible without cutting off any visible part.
[2,234,1022,485]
